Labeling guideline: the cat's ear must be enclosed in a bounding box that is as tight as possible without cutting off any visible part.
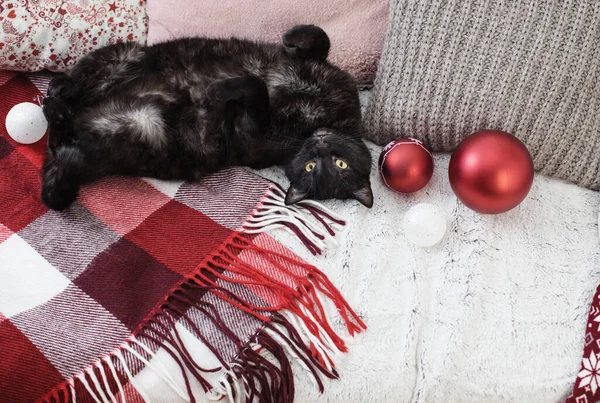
[285,184,309,205]
[352,182,374,208]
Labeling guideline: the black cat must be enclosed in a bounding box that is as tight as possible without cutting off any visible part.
[41,25,374,211]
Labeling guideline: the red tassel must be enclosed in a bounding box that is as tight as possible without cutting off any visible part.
[37,230,363,403]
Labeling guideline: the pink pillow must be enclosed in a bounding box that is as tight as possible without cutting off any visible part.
[146,0,388,84]
[0,0,148,72]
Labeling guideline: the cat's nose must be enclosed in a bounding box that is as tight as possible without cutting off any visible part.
[313,129,329,140]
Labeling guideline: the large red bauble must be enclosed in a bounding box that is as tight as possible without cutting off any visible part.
[379,138,434,193]
[448,130,534,214]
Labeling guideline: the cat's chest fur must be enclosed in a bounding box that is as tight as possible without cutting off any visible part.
[153,39,359,138]
[267,74,326,128]
[74,38,360,173]
[261,64,353,137]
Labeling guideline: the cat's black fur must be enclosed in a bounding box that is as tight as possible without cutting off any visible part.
[41,25,373,211]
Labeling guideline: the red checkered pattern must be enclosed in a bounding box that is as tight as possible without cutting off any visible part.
[0,71,365,403]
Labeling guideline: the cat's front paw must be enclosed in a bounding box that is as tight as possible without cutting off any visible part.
[42,97,69,123]
[282,25,330,60]
[205,76,268,106]
[47,75,75,99]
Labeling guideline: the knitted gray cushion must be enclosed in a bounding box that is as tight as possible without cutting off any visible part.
[364,0,600,190]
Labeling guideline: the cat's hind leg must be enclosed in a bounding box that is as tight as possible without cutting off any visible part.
[47,74,75,101]
[41,146,84,211]
[42,95,75,151]
[68,42,145,100]
[282,25,330,60]
[41,78,82,210]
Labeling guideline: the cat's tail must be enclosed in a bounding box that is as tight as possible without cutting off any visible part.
[41,146,84,211]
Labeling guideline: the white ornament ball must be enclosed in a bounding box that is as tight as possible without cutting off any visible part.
[5,102,48,145]
[402,203,447,247]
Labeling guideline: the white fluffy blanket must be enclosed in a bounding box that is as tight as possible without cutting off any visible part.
[261,149,600,403]
[134,149,600,402]
[134,90,600,402]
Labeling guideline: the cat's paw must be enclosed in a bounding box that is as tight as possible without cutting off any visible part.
[237,76,268,102]
[42,96,70,124]
[41,176,78,211]
[282,25,330,60]
[205,76,268,105]
[47,75,75,99]
[41,147,82,211]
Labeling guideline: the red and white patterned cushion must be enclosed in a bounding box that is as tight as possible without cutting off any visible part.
[0,0,148,72]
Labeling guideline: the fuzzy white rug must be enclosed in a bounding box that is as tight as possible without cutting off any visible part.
[260,148,600,403]
[130,89,600,402]
[132,149,600,402]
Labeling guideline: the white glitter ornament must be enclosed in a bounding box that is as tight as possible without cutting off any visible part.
[5,102,48,145]
[402,203,447,247]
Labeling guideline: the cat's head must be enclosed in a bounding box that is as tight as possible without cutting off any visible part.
[284,128,373,207]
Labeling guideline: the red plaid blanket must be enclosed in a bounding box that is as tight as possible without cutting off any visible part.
[0,71,365,403]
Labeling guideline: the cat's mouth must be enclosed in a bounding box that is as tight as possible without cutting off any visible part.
[313,128,332,139]
[312,129,333,148]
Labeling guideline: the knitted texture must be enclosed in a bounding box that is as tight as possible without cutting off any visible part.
[364,0,600,190]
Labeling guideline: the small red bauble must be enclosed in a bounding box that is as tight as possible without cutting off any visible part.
[448,130,534,214]
[379,138,434,193]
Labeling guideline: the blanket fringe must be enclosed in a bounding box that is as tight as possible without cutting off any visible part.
[37,232,365,403]
[243,185,346,255]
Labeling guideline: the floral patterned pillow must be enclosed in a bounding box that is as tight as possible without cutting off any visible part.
[0,0,148,72]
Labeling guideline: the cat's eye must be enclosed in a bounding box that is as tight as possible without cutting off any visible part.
[335,159,349,169]
[305,161,316,172]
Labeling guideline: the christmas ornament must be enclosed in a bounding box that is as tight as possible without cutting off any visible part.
[402,203,447,247]
[379,138,434,193]
[5,102,48,145]
[449,130,534,214]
